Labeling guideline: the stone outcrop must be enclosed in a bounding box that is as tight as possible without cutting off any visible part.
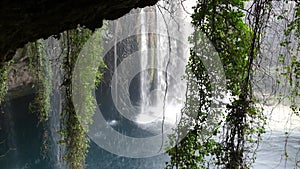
[6,48,36,99]
[0,0,158,62]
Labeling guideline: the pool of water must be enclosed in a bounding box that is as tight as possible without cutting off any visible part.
[1,95,299,169]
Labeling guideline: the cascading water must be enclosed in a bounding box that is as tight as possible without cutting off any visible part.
[136,6,188,134]
[46,37,65,169]
[140,8,149,121]
[0,2,193,169]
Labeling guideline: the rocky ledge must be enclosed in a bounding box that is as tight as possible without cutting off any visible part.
[0,0,158,63]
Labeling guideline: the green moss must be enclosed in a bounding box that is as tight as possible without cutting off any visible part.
[59,26,106,169]
[0,62,11,104]
[27,40,52,122]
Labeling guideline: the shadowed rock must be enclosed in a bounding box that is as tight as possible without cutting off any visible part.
[0,0,158,62]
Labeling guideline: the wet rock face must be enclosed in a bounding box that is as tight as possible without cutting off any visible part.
[6,48,36,99]
[0,0,158,62]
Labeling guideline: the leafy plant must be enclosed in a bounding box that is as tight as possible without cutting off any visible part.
[167,0,271,168]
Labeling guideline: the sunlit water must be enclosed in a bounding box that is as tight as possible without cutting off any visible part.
[254,105,300,169]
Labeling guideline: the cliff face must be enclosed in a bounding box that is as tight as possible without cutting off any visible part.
[6,48,35,99]
[0,0,158,62]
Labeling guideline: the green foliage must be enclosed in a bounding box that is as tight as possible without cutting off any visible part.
[0,61,11,104]
[167,0,269,168]
[27,41,52,122]
[24,39,53,160]
[274,3,300,163]
[58,26,106,169]
[192,1,253,99]
[166,47,215,168]
[279,2,300,117]
[73,29,106,130]
[60,28,92,169]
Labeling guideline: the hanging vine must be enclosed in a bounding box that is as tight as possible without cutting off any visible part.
[27,40,52,123]
[167,0,272,168]
[0,62,11,105]
[278,1,300,117]
[274,1,300,167]
[58,26,106,169]
[59,28,91,169]
[22,39,53,159]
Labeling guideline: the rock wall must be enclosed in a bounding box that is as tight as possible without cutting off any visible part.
[0,0,158,62]
[6,48,36,99]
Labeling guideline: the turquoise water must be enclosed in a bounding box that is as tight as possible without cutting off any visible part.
[0,94,299,169]
[0,94,169,169]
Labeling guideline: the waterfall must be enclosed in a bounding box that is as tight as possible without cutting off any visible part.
[0,2,193,168]
[46,37,65,169]
[136,6,189,132]
[114,21,119,107]
[139,8,152,123]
